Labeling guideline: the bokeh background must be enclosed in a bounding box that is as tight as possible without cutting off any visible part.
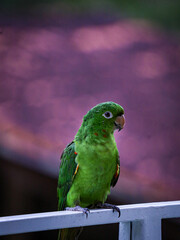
[0,0,180,239]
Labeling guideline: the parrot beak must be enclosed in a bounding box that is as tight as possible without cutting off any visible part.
[114,115,125,132]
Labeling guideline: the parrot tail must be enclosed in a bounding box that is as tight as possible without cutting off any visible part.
[58,227,83,240]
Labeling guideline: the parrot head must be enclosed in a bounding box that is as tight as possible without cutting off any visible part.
[82,102,125,137]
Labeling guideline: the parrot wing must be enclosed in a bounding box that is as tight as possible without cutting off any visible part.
[111,155,120,187]
[57,141,78,210]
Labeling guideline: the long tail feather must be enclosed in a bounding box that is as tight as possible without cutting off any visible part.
[58,227,83,240]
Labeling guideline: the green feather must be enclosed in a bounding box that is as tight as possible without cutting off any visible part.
[57,141,77,210]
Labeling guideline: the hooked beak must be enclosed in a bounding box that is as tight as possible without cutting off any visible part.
[114,114,125,132]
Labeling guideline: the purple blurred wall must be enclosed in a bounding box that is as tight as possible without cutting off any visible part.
[0,17,180,202]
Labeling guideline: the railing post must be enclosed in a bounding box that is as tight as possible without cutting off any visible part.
[119,222,131,240]
[132,218,161,240]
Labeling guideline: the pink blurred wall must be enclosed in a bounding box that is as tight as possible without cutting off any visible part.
[0,18,180,202]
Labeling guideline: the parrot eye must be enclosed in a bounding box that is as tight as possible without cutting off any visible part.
[102,111,113,119]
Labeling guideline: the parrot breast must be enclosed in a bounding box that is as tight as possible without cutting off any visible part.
[66,138,118,208]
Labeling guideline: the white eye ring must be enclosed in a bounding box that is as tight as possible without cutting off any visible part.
[102,111,113,119]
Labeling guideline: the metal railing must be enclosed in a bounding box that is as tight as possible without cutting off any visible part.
[0,201,180,240]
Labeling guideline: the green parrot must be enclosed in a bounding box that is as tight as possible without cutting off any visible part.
[57,101,125,240]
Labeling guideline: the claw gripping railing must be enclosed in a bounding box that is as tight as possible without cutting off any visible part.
[0,201,180,240]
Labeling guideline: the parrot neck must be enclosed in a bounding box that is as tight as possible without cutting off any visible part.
[75,124,115,144]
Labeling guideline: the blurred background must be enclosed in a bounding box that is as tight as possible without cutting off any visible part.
[0,0,180,239]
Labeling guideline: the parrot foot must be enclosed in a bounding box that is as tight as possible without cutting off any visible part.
[96,202,121,218]
[65,206,90,218]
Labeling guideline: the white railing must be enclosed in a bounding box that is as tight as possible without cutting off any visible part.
[0,201,180,240]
